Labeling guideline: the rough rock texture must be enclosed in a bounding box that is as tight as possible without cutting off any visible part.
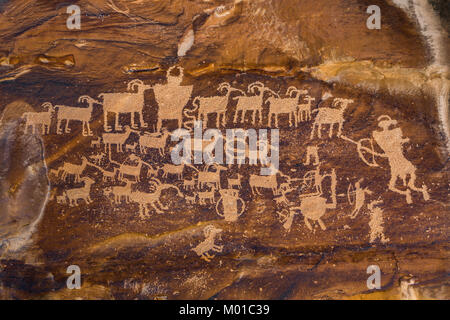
[0,0,448,299]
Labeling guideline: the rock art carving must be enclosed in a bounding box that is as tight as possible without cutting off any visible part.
[232,81,278,125]
[310,98,354,139]
[267,86,307,127]
[342,115,430,204]
[304,145,320,165]
[105,180,133,204]
[197,163,227,189]
[227,173,242,189]
[138,128,170,156]
[192,225,223,262]
[102,126,133,153]
[54,157,89,183]
[63,177,95,207]
[98,79,151,132]
[298,95,316,122]
[188,82,244,127]
[22,102,54,134]
[53,95,99,136]
[198,185,216,205]
[216,188,246,222]
[348,179,373,219]
[153,66,193,131]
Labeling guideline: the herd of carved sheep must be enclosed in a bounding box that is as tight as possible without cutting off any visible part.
[19,66,430,261]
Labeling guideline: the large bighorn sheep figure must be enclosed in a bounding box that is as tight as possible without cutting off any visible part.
[188,82,244,127]
[53,96,99,136]
[192,225,223,262]
[310,98,354,139]
[232,81,278,125]
[22,102,55,134]
[98,79,151,132]
[267,86,308,127]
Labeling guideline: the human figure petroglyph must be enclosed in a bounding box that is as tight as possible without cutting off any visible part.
[98,79,151,132]
[55,157,89,183]
[372,115,430,204]
[154,66,193,131]
[197,163,227,189]
[63,177,95,207]
[102,126,133,153]
[367,199,389,244]
[274,182,295,206]
[192,225,223,262]
[349,179,373,219]
[298,95,316,122]
[188,82,244,127]
[232,81,278,125]
[291,168,337,231]
[304,145,319,165]
[138,128,170,156]
[22,102,54,134]
[267,87,308,127]
[227,173,242,189]
[310,98,354,139]
[52,95,99,136]
[129,178,182,216]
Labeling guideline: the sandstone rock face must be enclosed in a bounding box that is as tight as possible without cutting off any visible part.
[0,0,448,300]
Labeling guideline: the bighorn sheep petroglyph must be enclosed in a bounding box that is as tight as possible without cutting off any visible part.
[53,95,99,136]
[232,81,278,125]
[54,157,89,183]
[22,102,54,134]
[98,79,151,132]
[188,82,244,127]
[310,98,354,139]
[267,87,308,127]
[102,126,133,153]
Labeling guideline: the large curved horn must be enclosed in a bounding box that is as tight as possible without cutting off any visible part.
[286,86,299,97]
[127,79,144,92]
[217,82,230,92]
[248,81,264,93]
[41,102,54,110]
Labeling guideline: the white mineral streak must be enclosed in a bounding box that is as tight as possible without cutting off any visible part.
[178,28,195,57]
[392,0,450,151]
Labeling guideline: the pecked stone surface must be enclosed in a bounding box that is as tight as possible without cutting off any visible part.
[0,0,448,299]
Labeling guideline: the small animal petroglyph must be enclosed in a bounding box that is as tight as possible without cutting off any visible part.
[105,180,133,204]
[91,137,101,148]
[192,225,223,262]
[227,173,242,189]
[198,186,216,205]
[22,102,54,134]
[297,95,315,122]
[102,126,133,153]
[138,128,170,156]
[63,177,95,207]
[54,157,89,183]
[197,163,227,189]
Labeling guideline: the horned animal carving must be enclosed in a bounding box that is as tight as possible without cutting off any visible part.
[267,87,308,127]
[310,98,354,139]
[22,102,54,134]
[98,79,151,132]
[53,95,99,136]
[189,82,244,127]
[63,177,95,207]
[233,82,278,125]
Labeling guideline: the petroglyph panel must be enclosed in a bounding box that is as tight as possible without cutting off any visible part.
[0,0,448,300]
